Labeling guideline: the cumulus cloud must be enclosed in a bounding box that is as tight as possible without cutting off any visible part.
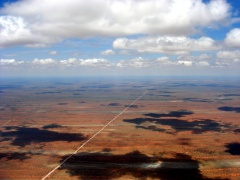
[116,57,149,68]
[100,49,115,55]
[178,60,193,66]
[154,57,178,66]
[199,54,212,61]
[79,58,112,67]
[0,59,24,65]
[0,0,231,47]
[32,58,55,64]
[176,54,212,66]
[217,50,240,62]
[177,54,211,62]
[113,36,220,54]
[177,59,209,67]
[60,58,78,65]
[197,61,210,66]
[117,55,212,68]
[30,58,111,67]
[224,28,240,48]
[0,16,59,47]
[155,57,171,62]
[1,54,233,71]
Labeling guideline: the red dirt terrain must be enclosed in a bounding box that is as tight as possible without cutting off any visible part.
[0,77,239,179]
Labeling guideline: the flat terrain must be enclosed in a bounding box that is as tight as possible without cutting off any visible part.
[0,77,239,179]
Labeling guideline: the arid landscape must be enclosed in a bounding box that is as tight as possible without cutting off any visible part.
[0,77,239,179]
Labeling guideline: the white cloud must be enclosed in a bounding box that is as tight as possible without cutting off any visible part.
[49,51,57,55]
[1,54,233,72]
[60,58,77,65]
[79,58,111,67]
[0,16,59,47]
[177,54,211,66]
[217,50,240,62]
[0,0,231,47]
[100,49,115,55]
[116,57,149,68]
[117,56,212,68]
[113,36,220,55]
[197,61,210,66]
[224,28,240,48]
[32,58,55,64]
[199,54,212,61]
[177,55,195,61]
[0,59,24,65]
[9,58,112,67]
[117,56,180,68]
[155,57,171,62]
[154,57,177,66]
[178,60,193,66]
[215,61,230,67]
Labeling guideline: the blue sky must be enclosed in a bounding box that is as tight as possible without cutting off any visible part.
[0,0,239,77]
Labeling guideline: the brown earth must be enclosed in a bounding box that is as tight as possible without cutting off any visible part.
[0,77,239,179]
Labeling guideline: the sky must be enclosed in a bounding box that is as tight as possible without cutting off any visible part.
[0,0,240,77]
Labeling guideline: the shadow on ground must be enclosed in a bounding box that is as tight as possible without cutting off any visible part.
[183,98,212,103]
[60,150,226,180]
[225,143,240,155]
[124,110,231,134]
[0,152,30,161]
[107,103,121,107]
[1,127,87,147]
[42,124,64,129]
[218,106,240,113]
[144,110,193,118]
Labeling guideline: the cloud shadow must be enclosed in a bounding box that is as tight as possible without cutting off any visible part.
[144,110,193,118]
[59,150,220,180]
[183,98,211,103]
[124,105,139,108]
[125,118,228,134]
[1,127,87,147]
[42,124,64,129]
[124,109,230,134]
[0,152,30,161]
[136,125,165,132]
[218,106,240,113]
[108,103,121,107]
[225,143,240,155]
[58,103,68,105]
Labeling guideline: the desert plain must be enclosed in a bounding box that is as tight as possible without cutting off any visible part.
[0,77,239,179]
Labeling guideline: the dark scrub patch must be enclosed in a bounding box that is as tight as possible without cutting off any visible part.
[178,138,192,145]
